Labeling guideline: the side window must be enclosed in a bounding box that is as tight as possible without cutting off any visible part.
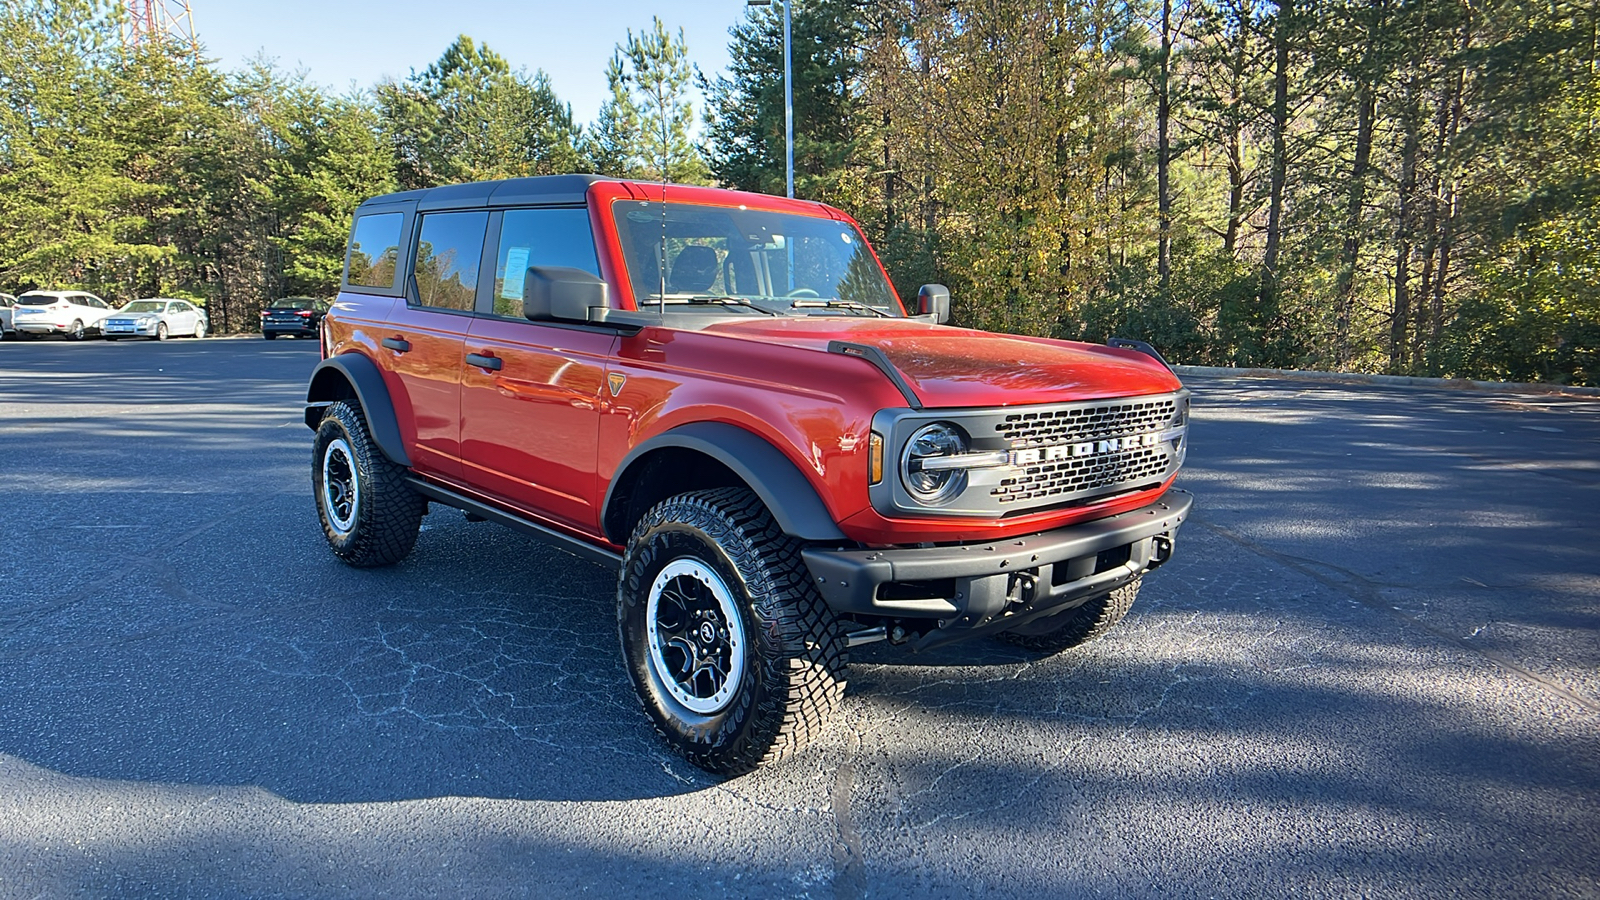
[491,208,600,318]
[413,212,489,312]
[346,213,404,289]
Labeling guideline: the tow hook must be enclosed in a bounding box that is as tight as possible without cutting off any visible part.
[1150,535,1174,569]
[1007,570,1038,607]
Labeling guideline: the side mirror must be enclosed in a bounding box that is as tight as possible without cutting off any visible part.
[917,283,951,324]
[523,266,608,323]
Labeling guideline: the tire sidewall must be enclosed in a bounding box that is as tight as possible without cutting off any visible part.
[620,516,771,763]
[312,410,366,556]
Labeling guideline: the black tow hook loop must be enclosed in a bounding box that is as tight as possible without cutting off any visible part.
[1151,535,1174,567]
[1008,571,1038,606]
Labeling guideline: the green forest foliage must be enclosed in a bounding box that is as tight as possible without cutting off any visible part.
[1,0,1594,384]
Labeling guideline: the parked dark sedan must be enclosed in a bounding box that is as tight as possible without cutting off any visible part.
[261,297,329,339]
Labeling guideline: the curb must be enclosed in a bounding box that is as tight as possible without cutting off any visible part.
[1172,365,1600,399]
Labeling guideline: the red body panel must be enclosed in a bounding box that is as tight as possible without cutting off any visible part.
[461,317,615,532]
[697,317,1176,408]
[326,179,1185,549]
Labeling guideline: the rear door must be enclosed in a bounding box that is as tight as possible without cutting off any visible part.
[459,206,614,532]
[381,210,491,482]
[169,301,197,335]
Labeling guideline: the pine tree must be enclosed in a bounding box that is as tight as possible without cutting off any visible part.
[702,0,860,200]
[588,18,709,184]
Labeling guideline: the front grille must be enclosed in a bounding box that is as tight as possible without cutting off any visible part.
[990,396,1181,507]
[993,397,1176,447]
[992,444,1172,505]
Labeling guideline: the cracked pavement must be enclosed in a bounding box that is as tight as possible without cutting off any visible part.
[0,339,1596,898]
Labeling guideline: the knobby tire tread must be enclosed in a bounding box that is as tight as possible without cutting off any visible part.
[999,578,1140,654]
[316,400,423,568]
[621,486,846,775]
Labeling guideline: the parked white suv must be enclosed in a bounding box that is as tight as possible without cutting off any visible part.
[12,291,114,340]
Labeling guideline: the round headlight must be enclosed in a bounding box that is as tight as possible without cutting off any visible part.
[901,422,969,505]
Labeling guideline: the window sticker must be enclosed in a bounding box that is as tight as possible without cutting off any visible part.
[502,247,531,300]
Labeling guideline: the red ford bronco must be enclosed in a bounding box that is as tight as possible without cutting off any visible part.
[306,175,1191,775]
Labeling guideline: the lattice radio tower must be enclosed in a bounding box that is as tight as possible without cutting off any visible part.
[122,0,199,57]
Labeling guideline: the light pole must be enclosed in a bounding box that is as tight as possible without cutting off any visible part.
[747,0,793,198]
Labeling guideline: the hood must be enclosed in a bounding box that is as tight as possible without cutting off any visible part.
[701,317,1179,407]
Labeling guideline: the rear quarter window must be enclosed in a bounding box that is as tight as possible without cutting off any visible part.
[346,213,404,289]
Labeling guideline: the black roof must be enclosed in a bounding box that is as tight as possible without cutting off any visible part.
[356,174,616,211]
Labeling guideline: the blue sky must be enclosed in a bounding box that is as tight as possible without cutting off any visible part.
[195,1,751,126]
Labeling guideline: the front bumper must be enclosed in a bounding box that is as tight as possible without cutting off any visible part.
[104,321,158,336]
[802,490,1192,649]
[263,322,317,336]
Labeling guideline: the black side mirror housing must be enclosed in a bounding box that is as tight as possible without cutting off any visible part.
[917,283,951,324]
[523,266,608,323]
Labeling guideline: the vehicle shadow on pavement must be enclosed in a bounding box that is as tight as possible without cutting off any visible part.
[0,503,719,805]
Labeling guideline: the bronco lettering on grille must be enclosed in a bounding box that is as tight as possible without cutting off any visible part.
[1009,432,1162,466]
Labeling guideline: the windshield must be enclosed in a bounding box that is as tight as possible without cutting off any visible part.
[120,301,166,313]
[17,294,59,306]
[270,298,316,309]
[612,202,901,316]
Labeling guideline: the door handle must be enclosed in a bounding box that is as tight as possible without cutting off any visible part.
[466,352,502,371]
[381,337,411,353]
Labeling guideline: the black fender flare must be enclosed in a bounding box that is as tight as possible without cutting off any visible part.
[304,353,412,467]
[604,422,847,543]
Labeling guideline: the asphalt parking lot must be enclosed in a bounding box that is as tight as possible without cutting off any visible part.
[1,337,1596,898]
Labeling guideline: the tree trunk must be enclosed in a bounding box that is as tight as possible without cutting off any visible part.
[1256,0,1292,363]
[1334,85,1375,369]
[1431,35,1470,348]
[1390,83,1420,374]
[1157,0,1173,291]
[1220,0,1251,257]
[1333,0,1383,369]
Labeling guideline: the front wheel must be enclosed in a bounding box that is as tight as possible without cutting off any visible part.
[192,320,207,339]
[312,400,424,567]
[155,322,168,341]
[619,487,846,776]
[997,577,1141,654]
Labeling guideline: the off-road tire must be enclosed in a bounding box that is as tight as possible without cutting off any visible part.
[997,577,1141,654]
[619,487,846,776]
[312,400,424,567]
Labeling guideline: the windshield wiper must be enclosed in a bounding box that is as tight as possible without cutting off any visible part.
[787,299,893,318]
[638,294,780,315]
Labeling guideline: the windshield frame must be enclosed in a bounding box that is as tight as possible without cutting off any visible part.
[606,197,904,318]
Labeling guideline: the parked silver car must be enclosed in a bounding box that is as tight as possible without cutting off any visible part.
[0,293,16,339]
[12,291,114,340]
[103,298,209,341]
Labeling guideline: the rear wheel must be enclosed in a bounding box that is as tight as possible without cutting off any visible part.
[312,400,424,567]
[619,487,846,775]
[997,577,1141,654]
[263,332,276,340]
[66,320,85,341]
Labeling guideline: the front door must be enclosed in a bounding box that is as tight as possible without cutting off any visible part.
[457,206,613,533]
